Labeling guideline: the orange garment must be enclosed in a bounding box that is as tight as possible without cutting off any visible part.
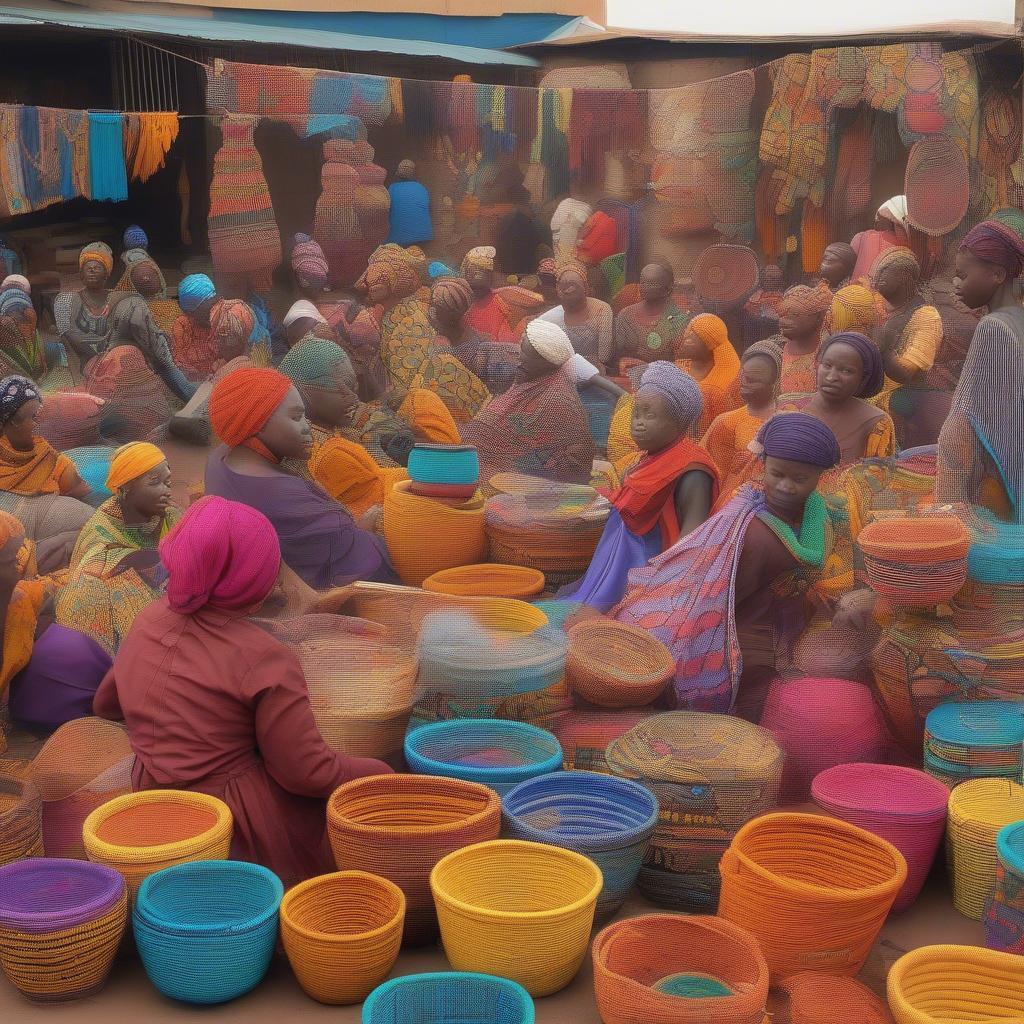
[209,367,291,447]
[398,389,461,444]
[779,345,820,401]
[702,406,771,512]
[0,437,78,496]
[309,434,408,518]
[675,314,742,434]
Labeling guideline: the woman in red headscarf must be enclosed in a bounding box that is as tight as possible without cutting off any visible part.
[94,495,392,886]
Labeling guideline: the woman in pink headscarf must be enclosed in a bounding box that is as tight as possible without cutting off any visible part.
[93,495,391,885]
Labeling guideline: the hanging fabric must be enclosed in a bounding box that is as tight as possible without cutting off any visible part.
[87,112,128,202]
[129,113,179,182]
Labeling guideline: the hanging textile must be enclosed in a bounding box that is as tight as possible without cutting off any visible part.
[0,106,29,217]
[127,113,180,182]
[87,112,128,202]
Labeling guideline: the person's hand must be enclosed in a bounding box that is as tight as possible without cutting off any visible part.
[832,588,878,633]
[358,505,383,533]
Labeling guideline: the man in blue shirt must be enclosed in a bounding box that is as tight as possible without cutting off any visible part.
[386,160,433,247]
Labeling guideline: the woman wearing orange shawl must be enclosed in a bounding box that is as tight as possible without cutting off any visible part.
[778,282,832,399]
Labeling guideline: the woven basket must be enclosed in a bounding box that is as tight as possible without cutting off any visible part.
[281,870,404,1005]
[503,770,658,918]
[591,914,769,1024]
[905,135,971,237]
[693,245,759,311]
[0,859,127,1002]
[923,701,1024,786]
[566,619,674,709]
[430,839,602,997]
[984,821,1024,953]
[134,860,282,1005]
[551,707,659,772]
[422,564,546,599]
[718,812,906,979]
[407,444,480,486]
[362,971,535,1024]
[404,720,563,795]
[82,790,233,899]
[858,516,970,563]
[887,944,1024,1024]
[0,773,43,866]
[327,774,501,946]
[779,973,892,1024]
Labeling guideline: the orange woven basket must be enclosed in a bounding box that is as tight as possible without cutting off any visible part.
[422,564,546,599]
[778,972,893,1024]
[857,517,970,565]
[0,773,43,866]
[566,619,674,709]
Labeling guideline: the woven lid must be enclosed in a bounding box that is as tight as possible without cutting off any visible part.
[693,245,759,310]
[925,701,1024,748]
[0,858,125,932]
[906,135,970,236]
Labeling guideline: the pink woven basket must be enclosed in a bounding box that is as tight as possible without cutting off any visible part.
[812,762,948,912]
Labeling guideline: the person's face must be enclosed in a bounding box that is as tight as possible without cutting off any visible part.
[817,341,863,402]
[639,265,672,304]
[465,265,492,296]
[286,316,320,346]
[538,272,557,295]
[518,338,555,381]
[819,248,851,287]
[739,355,777,405]
[630,392,683,453]
[678,327,709,361]
[954,251,1004,311]
[258,386,313,461]
[296,272,328,294]
[4,398,39,451]
[191,296,215,328]
[80,259,109,289]
[301,371,360,428]
[556,274,586,310]
[428,302,460,334]
[873,263,906,303]
[130,262,162,298]
[123,461,172,519]
[778,306,823,340]
[762,456,823,520]
[364,271,391,306]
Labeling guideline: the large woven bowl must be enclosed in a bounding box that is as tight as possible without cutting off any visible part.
[0,859,127,1003]
[281,871,404,1005]
[591,914,769,1024]
[404,720,563,796]
[0,773,43,865]
[431,839,602,997]
[887,944,1024,1024]
[502,770,658,918]
[566,619,674,709]
[133,860,282,1005]
[82,790,233,899]
[327,774,501,946]
[422,564,545,600]
[718,812,906,979]
[362,972,535,1024]
[985,821,1024,952]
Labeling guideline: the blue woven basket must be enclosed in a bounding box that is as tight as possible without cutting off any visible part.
[967,512,1024,584]
[404,720,563,796]
[407,444,480,487]
[64,446,117,503]
[133,860,282,1005]
[502,770,659,917]
[362,972,535,1024]
[924,701,1024,783]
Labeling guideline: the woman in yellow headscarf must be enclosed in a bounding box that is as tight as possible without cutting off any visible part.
[826,284,880,337]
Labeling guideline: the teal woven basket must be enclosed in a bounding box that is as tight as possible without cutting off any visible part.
[362,972,535,1024]
[407,444,480,486]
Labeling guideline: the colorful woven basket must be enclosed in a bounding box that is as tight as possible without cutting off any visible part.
[591,914,769,1024]
[947,778,1024,920]
[362,972,535,1024]
[887,944,1024,1024]
[605,712,784,911]
[281,870,404,1005]
[812,763,949,912]
[693,244,759,311]
[905,134,971,237]
[924,701,1024,786]
[134,860,282,1005]
[430,839,602,997]
[404,720,563,795]
[779,973,892,1024]
[82,790,233,899]
[0,859,127,1002]
[327,774,501,946]
[503,771,658,918]
[984,821,1024,953]
[967,514,1024,583]
[0,772,43,866]
[566,619,674,709]
[407,444,480,487]
[422,564,546,599]
[551,707,659,772]
[718,812,906,980]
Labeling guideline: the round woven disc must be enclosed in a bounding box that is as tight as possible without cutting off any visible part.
[906,135,969,236]
[693,244,759,308]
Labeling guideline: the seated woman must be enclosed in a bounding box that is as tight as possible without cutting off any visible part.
[614,261,692,370]
[205,366,397,589]
[0,375,95,570]
[290,232,331,302]
[282,300,337,350]
[612,412,841,719]
[818,242,857,292]
[462,246,510,339]
[118,248,181,338]
[673,313,742,433]
[53,243,117,367]
[826,283,878,338]
[0,279,47,381]
[535,265,614,373]
[326,298,391,401]
[702,339,782,510]
[777,282,832,399]
[461,319,596,486]
[93,495,392,885]
[851,196,911,283]
[562,361,719,611]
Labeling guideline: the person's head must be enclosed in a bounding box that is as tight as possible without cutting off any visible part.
[0,275,30,295]
[0,376,41,452]
[739,339,782,406]
[121,250,164,299]
[817,332,884,403]
[520,319,573,382]
[0,287,35,336]
[555,266,588,311]
[639,261,674,305]
[283,299,329,347]
[631,360,703,452]
[829,285,876,336]
[396,159,416,181]
[279,338,360,428]
[398,389,461,444]
[106,442,172,521]
[79,243,113,290]
[209,367,312,461]
[955,214,1024,310]
[428,277,474,335]
[122,225,149,251]
[537,257,558,297]
[875,196,909,235]
[873,247,920,304]
[178,273,217,326]
[760,264,785,293]
[360,245,420,306]
[754,412,840,520]
[778,282,831,341]
[677,313,728,362]
[291,233,330,292]
[461,247,496,297]
[818,243,856,288]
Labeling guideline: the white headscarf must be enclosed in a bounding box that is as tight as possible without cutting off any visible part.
[525,318,574,367]
[877,196,910,231]
[283,299,327,329]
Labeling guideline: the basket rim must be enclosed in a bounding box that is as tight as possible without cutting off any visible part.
[404,720,563,777]
[810,763,949,817]
[280,870,405,945]
[361,971,535,1022]
[0,858,127,931]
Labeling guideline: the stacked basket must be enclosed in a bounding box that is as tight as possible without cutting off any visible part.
[984,821,1024,953]
[552,707,661,773]
[362,972,535,1024]
[923,701,1024,787]
[0,773,43,865]
[407,444,480,501]
[422,564,545,599]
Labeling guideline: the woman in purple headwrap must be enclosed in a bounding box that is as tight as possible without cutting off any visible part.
[937,212,1024,520]
[612,411,841,719]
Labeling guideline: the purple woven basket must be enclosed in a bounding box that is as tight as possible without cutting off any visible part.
[0,858,126,933]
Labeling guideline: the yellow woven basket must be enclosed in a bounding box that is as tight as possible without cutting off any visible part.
[82,790,233,899]
[430,838,602,997]
[281,870,405,1005]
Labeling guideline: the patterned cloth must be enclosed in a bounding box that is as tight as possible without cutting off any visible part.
[614,298,691,364]
[702,406,772,512]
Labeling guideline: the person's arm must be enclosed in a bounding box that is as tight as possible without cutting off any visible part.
[55,455,93,502]
[572,353,625,398]
[53,293,96,361]
[673,469,714,539]
[884,305,943,384]
[596,301,615,367]
[126,301,196,403]
[93,666,124,720]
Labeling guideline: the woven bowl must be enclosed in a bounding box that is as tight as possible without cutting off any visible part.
[863,553,967,607]
[503,770,658,918]
[431,839,602,997]
[857,516,970,565]
[422,564,546,599]
[82,790,233,900]
[327,774,501,946]
[281,871,404,1005]
[361,971,535,1024]
[0,773,43,866]
[591,914,769,1024]
[566,619,673,709]
[407,444,480,487]
[986,821,1024,952]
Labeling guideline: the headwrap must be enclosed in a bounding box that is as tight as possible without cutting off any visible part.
[209,367,293,448]
[1,275,29,294]
[0,375,39,426]
[123,225,148,250]
[821,331,885,399]
[397,159,416,178]
[830,285,877,335]
[398,389,460,444]
[524,318,574,366]
[279,338,357,392]
[636,360,704,429]
[877,196,909,231]
[754,412,840,468]
[461,246,496,275]
[0,509,23,548]
[406,246,428,282]
[430,277,474,319]
[105,441,166,491]
[823,242,856,271]
[780,281,832,318]
[79,242,113,275]
[160,495,281,615]
[178,273,216,315]
[363,244,420,299]
[873,246,920,289]
[0,287,32,317]
[959,217,1024,280]
[428,261,457,280]
[290,233,330,283]
[495,286,545,326]
[282,299,328,329]
[556,265,589,293]
[741,338,783,378]
[537,258,557,278]
[687,313,729,352]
